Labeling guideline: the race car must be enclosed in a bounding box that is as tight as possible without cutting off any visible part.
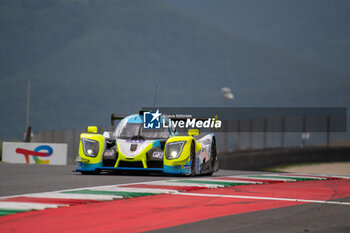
[76,110,219,176]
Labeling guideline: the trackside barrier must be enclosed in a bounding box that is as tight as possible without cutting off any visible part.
[219,147,350,170]
[2,142,67,165]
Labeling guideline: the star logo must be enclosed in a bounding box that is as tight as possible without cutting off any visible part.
[144,110,162,129]
[150,109,161,122]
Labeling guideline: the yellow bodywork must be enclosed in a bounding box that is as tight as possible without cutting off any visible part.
[164,136,202,166]
[87,126,98,133]
[79,133,105,164]
[79,133,202,168]
[115,141,154,168]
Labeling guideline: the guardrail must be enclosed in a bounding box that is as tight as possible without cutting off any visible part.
[218,146,350,171]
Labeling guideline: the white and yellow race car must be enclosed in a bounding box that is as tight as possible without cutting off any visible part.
[76,110,219,176]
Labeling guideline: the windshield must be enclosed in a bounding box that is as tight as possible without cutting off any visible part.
[114,121,171,139]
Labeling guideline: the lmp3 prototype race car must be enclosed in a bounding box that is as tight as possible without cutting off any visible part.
[76,110,219,176]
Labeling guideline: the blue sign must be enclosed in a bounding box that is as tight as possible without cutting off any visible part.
[144,110,161,129]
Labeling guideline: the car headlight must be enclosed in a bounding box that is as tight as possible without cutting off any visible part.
[165,141,186,160]
[82,138,100,157]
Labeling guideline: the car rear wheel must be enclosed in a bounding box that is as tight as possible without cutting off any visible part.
[190,141,196,176]
[207,137,217,176]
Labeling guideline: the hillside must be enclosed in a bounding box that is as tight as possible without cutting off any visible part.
[0,0,349,139]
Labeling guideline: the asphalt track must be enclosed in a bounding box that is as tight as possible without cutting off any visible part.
[0,164,255,196]
[0,163,349,233]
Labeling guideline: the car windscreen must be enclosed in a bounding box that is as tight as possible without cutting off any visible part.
[115,122,170,139]
[140,127,170,139]
[114,121,141,139]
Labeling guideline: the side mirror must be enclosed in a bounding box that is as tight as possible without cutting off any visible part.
[188,129,199,137]
[103,130,115,139]
[87,126,98,133]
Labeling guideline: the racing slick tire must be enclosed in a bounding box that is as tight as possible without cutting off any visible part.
[207,137,217,176]
[190,141,196,176]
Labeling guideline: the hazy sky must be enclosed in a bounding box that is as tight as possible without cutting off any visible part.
[163,0,350,75]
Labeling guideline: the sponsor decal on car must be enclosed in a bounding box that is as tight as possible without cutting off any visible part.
[152,151,163,159]
[103,150,116,160]
[130,144,138,151]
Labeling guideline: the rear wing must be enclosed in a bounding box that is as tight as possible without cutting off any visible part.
[111,113,128,126]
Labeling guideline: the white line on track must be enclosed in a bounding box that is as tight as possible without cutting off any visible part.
[288,173,350,179]
[226,175,294,182]
[185,178,261,184]
[175,192,350,206]
[92,186,179,194]
[26,193,123,201]
[0,201,66,210]
[213,178,264,184]
[263,174,325,180]
[153,181,224,188]
[0,179,180,200]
